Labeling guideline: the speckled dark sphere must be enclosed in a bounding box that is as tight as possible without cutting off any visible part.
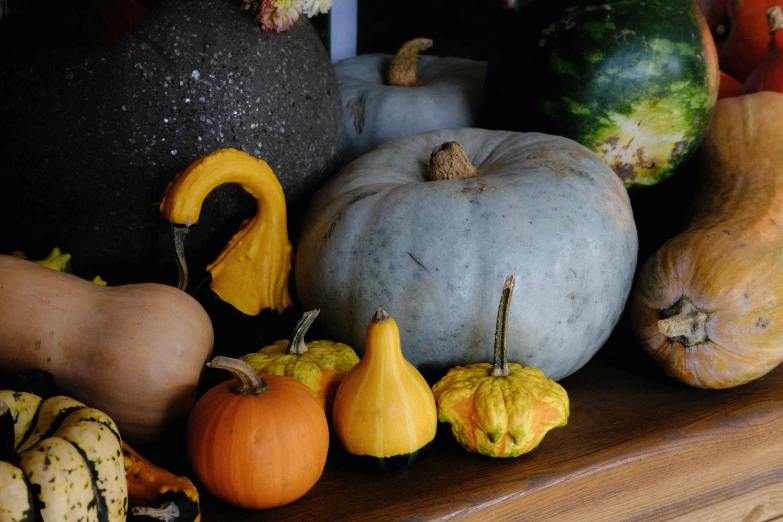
[0,0,343,285]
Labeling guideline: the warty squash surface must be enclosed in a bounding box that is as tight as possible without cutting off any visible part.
[295,129,638,381]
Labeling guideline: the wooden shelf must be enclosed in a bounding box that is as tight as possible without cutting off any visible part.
[190,327,783,521]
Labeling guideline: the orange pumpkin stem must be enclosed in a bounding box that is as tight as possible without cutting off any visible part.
[491,275,516,377]
[206,356,269,395]
[657,296,709,347]
[387,38,433,86]
[287,310,320,355]
[131,503,180,521]
[427,142,481,181]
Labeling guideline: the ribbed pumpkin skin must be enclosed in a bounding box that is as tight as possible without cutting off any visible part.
[332,314,437,462]
[630,92,783,388]
[186,375,328,509]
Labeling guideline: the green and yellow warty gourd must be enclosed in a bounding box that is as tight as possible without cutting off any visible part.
[240,310,359,416]
[432,276,570,458]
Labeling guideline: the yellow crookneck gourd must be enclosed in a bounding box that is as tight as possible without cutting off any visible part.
[332,308,437,469]
[240,310,359,417]
[431,275,570,458]
[160,148,293,316]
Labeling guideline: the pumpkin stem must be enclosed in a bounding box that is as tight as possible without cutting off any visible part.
[172,225,190,291]
[131,502,180,521]
[427,142,481,181]
[387,38,433,86]
[658,296,709,347]
[491,275,516,377]
[287,309,320,355]
[768,6,783,33]
[206,356,269,395]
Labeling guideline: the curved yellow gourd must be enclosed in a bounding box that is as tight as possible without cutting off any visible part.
[332,308,437,469]
[160,148,293,315]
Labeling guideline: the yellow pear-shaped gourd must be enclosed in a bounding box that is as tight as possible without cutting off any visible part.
[332,308,437,469]
[431,276,570,458]
[160,148,293,315]
[240,310,359,416]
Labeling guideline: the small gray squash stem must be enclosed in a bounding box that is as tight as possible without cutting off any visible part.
[286,310,320,355]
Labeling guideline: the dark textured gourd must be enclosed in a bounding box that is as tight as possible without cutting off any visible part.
[0,0,343,284]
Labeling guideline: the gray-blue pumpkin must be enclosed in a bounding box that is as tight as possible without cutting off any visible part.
[295,129,638,380]
[335,38,487,162]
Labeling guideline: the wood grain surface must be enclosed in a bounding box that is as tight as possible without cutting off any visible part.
[188,324,783,522]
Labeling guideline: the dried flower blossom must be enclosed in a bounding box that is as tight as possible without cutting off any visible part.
[259,0,303,32]
[241,0,261,16]
[302,0,331,18]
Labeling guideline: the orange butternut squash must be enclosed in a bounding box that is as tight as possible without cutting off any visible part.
[630,92,783,388]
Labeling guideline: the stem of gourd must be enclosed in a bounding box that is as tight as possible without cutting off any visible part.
[768,6,783,33]
[287,310,320,355]
[131,503,180,521]
[207,356,269,395]
[657,296,709,347]
[172,224,190,291]
[372,308,390,323]
[491,275,516,377]
[427,142,481,181]
[387,38,433,86]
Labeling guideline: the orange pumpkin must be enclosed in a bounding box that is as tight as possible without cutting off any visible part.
[186,357,328,509]
[720,0,783,80]
[741,6,783,93]
[630,92,783,388]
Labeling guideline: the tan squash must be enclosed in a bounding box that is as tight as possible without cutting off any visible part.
[160,148,293,316]
[630,91,783,388]
[0,254,214,441]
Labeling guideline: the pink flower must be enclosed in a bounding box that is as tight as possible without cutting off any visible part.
[258,0,304,32]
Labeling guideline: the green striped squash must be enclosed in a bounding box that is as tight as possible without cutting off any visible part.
[0,391,127,522]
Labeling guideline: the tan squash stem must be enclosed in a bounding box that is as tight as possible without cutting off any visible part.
[173,225,190,291]
[387,38,433,86]
[657,296,709,346]
[491,275,517,377]
[131,503,180,521]
[207,356,269,395]
[427,142,481,181]
[768,6,783,33]
[286,309,320,355]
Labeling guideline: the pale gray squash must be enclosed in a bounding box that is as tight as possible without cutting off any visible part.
[336,39,487,162]
[295,129,638,381]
